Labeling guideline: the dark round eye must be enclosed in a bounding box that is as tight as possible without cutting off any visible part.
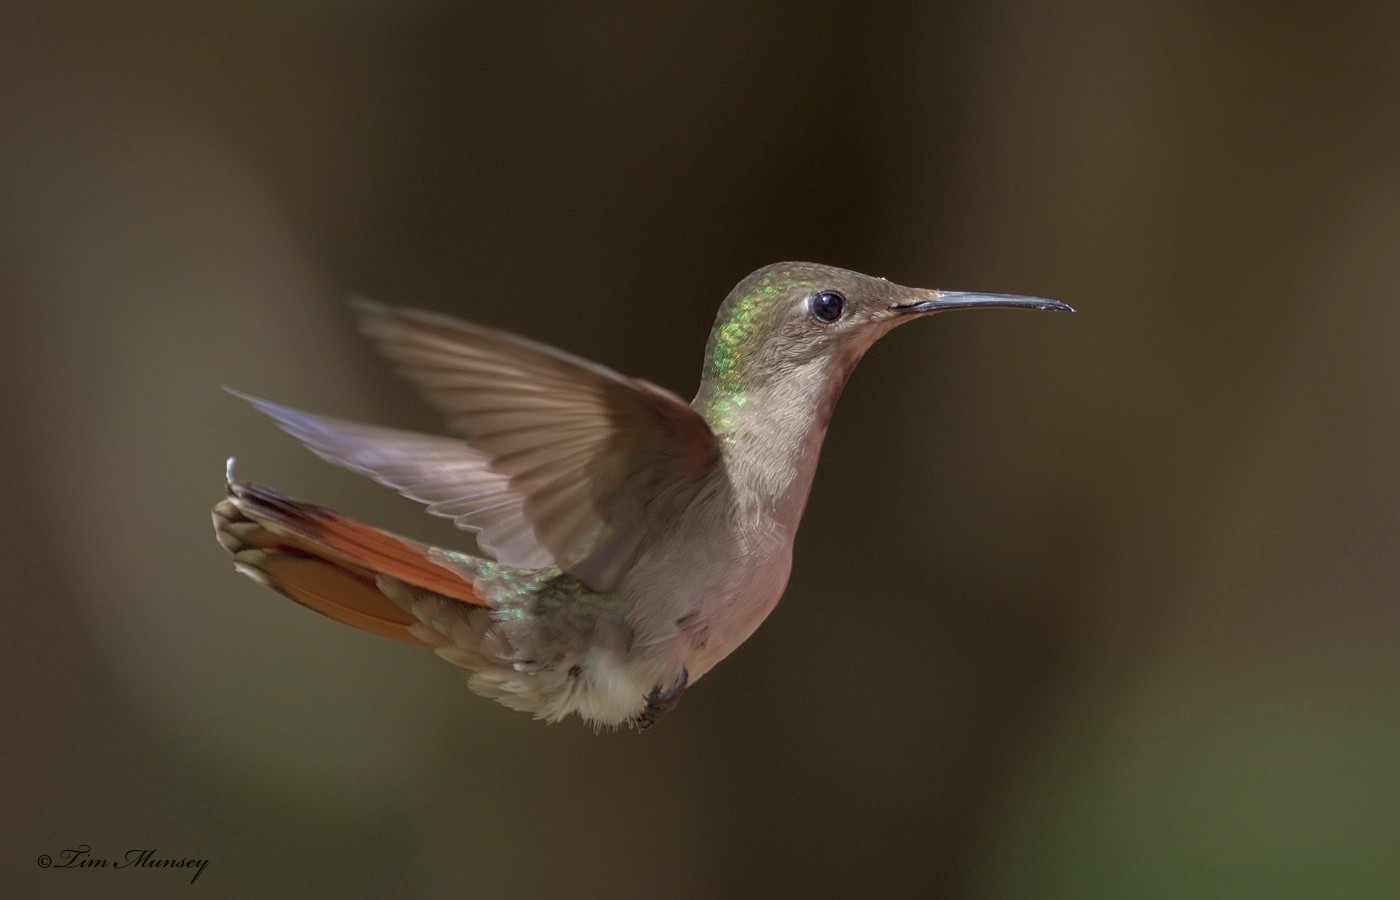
[809,290,845,323]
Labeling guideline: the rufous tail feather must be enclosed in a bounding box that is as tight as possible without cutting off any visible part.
[211,459,487,645]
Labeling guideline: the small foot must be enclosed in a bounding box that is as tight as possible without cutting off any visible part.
[632,666,689,731]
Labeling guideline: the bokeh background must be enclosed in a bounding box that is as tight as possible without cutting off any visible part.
[4,3,1398,898]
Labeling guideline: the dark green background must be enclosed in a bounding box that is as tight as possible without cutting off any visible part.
[4,3,1397,898]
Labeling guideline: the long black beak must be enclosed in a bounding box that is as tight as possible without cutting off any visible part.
[893,292,1075,315]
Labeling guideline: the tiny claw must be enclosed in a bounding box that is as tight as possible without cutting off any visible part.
[632,666,689,731]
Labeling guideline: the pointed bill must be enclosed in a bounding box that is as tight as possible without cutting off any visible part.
[891,291,1075,315]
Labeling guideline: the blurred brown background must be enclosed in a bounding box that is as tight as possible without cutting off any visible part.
[3,3,1397,898]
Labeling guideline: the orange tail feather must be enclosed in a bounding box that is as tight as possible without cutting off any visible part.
[212,463,487,645]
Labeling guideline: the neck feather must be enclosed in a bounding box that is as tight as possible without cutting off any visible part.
[693,359,856,530]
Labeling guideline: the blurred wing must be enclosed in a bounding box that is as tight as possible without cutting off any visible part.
[231,393,555,569]
[237,299,720,591]
[355,300,721,589]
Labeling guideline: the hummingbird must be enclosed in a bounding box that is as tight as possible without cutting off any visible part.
[212,262,1071,729]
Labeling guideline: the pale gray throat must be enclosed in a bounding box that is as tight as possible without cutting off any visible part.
[696,359,856,529]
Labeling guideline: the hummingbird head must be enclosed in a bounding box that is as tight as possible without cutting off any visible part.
[698,261,1071,406]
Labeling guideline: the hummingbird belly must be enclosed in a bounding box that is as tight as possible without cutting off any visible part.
[618,491,795,685]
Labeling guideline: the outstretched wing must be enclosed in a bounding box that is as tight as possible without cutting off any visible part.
[236,300,720,591]
[230,394,556,570]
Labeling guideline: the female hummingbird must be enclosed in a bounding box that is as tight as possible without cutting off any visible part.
[212,262,1070,729]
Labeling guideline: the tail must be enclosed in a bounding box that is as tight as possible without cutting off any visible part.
[211,459,488,645]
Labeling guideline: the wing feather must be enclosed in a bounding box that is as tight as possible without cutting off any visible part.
[232,300,720,591]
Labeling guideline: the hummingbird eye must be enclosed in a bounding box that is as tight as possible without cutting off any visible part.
[809,290,845,323]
